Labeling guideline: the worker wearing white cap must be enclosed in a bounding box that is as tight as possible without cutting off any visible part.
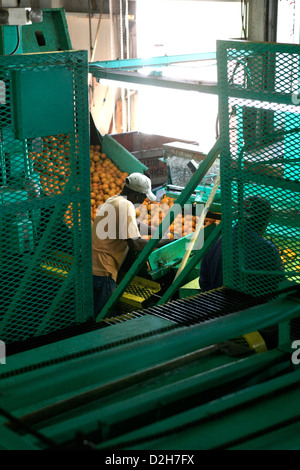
[124,172,157,202]
[92,172,169,319]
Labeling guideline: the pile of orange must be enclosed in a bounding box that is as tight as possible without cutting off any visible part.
[279,247,297,265]
[30,138,218,236]
[29,138,128,226]
[29,134,71,196]
[90,144,128,222]
[136,195,200,240]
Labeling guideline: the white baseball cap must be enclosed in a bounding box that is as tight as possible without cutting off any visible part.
[125,173,156,201]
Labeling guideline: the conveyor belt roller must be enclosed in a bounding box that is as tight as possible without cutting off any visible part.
[104,287,277,327]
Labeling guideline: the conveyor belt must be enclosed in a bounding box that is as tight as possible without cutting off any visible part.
[6,287,280,357]
[102,287,276,326]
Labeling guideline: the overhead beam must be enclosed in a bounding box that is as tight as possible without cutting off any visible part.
[91,68,218,94]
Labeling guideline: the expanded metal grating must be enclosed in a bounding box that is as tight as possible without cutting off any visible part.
[0,51,93,345]
[103,287,276,326]
[217,40,300,298]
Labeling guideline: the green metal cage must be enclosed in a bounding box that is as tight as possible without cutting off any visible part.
[0,50,93,344]
[218,40,300,298]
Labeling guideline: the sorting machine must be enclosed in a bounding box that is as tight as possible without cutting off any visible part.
[0,3,299,451]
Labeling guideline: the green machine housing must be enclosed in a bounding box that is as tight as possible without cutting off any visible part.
[0,8,72,55]
[0,8,93,345]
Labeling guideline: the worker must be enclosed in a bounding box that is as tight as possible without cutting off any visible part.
[92,172,170,319]
[199,195,285,348]
[199,195,285,294]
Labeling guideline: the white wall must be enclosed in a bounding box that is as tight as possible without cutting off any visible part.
[66,13,116,134]
[66,13,112,61]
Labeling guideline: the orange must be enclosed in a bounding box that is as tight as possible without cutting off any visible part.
[92,174,100,183]
[160,197,169,205]
[160,203,169,213]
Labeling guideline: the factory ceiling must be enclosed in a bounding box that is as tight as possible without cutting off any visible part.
[26,0,241,15]
[41,0,136,15]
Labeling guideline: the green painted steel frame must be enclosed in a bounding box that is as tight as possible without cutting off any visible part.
[99,365,300,450]
[90,67,218,94]
[157,221,222,305]
[91,52,216,70]
[89,52,218,94]
[217,39,300,295]
[0,8,72,56]
[0,49,93,339]
[0,289,299,449]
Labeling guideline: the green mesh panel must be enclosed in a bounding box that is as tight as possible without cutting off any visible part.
[0,51,93,344]
[217,40,300,297]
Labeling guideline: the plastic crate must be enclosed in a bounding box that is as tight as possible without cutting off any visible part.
[110,131,198,187]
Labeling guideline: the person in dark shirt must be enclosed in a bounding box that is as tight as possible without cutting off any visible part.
[199,195,284,296]
[199,235,223,292]
[199,195,286,349]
